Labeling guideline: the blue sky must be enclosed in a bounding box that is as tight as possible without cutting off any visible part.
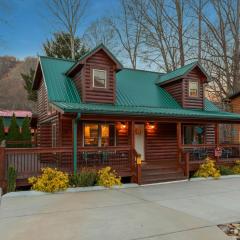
[0,0,118,59]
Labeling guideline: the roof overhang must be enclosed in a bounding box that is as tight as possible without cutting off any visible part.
[51,102,240,123]
[157,62,210,86]
[32,58,43,90]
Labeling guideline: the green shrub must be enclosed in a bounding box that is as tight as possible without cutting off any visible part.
[7,114,21,147]
[7,166,17,192]
[21,117,32,147]
[69,168,98,187]
[0,117,5,143]
[219,165,234,175]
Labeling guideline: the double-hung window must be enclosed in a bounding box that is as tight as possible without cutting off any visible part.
[189,80,199,97]
[93,69,107,88]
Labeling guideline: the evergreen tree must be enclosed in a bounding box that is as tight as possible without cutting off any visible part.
[21,68,37,102]
[7,114,21,147]
[43,32,89,60]
[21,117,31,147]
[0,117,5,143]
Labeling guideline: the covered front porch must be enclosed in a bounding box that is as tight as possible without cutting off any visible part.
[1,116,240,188]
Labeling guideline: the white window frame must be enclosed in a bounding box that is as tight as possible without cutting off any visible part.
[93,69,107,88]
[188,80,199,97]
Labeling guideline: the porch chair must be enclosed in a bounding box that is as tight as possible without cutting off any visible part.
[222,148,233,159]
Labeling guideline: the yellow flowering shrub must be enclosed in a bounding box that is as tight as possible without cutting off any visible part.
[97,166,121,188]
[28,168,69,192]
[232,160,240,174]
[194,157,221,179]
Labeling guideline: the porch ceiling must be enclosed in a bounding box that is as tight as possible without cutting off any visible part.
[52,101,240,122]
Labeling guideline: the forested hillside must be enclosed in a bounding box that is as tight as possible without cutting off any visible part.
[0,56,37,113]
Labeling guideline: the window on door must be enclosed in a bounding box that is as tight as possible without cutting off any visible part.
[84,123,115,147]
[183,125,205,144]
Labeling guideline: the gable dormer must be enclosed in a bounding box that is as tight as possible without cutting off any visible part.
[66,44,122,104]
[156,62,208,110]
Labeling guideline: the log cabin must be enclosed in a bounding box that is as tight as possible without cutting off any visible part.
[8,43,240,185]
[227,92,240,145]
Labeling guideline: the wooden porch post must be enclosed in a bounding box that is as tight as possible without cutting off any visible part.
[0,147,6,191]
[130,121,136,182]
[73,113,81,175]
[177,122,182,166]
[215,123,220,162]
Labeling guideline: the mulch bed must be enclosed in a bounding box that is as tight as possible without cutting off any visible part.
[218,223,240,239]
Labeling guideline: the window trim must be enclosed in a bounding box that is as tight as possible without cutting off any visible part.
[188,80,199,98]
[92,69,107,89]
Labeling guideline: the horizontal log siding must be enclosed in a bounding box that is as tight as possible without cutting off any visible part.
[231,97,240,143]
[183,68,204,109]
[37,79,60,148]
[145,123,178,165]
[231,97,240,113]
[205,124,215,144]
[162,80,183,105]
[82,49,116,103]
[72,70,84,100]
[116,128,130,146]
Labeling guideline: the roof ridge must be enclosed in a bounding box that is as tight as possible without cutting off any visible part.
[122,67,163,74]
[161,61,198,76]
[39,55,76,62]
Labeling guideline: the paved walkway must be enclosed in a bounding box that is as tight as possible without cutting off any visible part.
[1,178,240,240]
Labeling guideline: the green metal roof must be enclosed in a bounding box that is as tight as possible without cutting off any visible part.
[155,62,208,85]
[38,56,240,121]
[40,56,81,103]
[52,101,240,120]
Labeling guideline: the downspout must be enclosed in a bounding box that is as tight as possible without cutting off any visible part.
[73,113,81,175]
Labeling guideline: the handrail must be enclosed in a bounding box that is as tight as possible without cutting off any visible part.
[181,144,240,149]
[5,145,131,154]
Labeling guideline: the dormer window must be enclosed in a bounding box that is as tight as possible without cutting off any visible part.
[93,69,107,88]
[189,80,199,97]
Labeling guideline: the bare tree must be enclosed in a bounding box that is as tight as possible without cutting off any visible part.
[83,18,116,48]
[198,0,240,99]
[46,0,87,60]
[109,0,143,69]
[129,0,193,71]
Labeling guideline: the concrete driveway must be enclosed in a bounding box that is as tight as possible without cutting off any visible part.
[1,178,240,240]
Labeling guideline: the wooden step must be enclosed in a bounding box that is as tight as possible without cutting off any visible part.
[141,175,186,185]
[141,163,186,184]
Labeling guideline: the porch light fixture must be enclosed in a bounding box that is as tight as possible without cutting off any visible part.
[146,122,155,130]
[120,122,127,129]
[116,122,128,131]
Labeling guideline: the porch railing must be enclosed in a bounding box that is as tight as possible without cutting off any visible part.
[181,144,240,162]
[180,144,240,176]
[1,146,134,182]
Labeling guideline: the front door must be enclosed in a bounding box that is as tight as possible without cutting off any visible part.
[134,124,145,160]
